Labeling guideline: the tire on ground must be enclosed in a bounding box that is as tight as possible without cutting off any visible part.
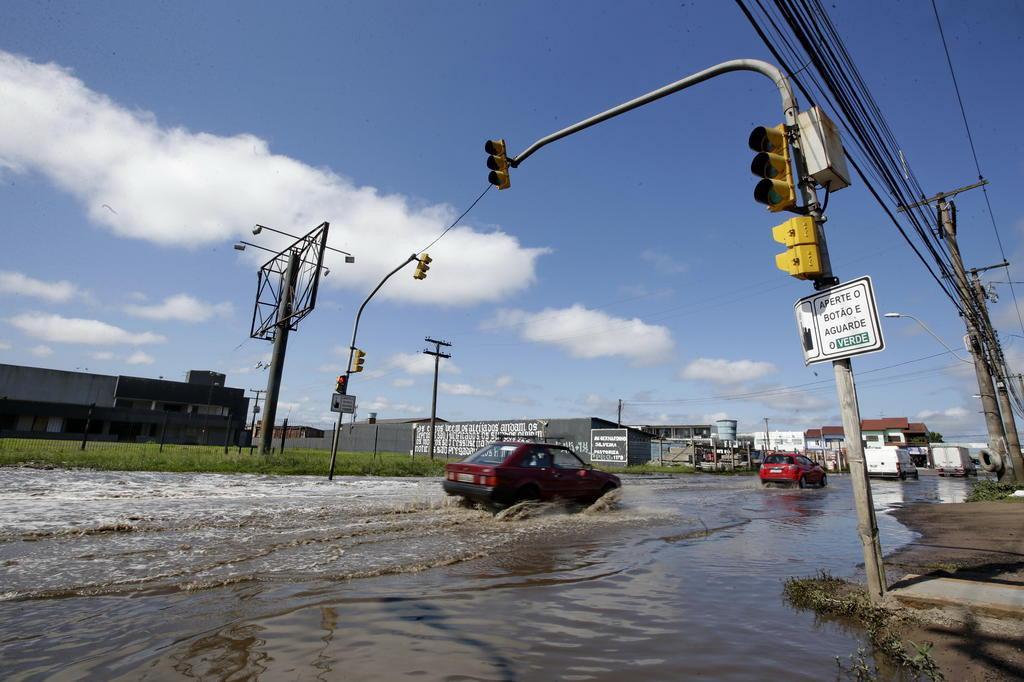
[979,450,1003,474]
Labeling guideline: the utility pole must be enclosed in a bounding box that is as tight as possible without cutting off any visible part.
[617,399,623,427]
[423,337,452,461]
[971,268,1024,482]
[259,250,300,455]
[763,417,771,453]
[898,181,1019,480]
[939,199,1011,477]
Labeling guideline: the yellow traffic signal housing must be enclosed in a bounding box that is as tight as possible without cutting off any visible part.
[485,139,511,190]
[772,216,822,279]
[413,253,432,280]
[749,124,796,213]
[350,349,366,373]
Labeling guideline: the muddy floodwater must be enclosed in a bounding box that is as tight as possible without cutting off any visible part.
[0,469,974,680]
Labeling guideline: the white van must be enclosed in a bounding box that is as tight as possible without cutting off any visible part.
[931,446,977,477]
[865,446,919,480]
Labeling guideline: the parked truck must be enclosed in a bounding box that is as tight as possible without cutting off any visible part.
[931,446,977,477]
[864,446,919,480]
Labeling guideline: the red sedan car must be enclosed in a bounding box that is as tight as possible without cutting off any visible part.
[443,441,620,508]
[759,453,827,488]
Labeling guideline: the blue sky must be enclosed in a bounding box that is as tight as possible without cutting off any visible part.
[1,1,1022,438]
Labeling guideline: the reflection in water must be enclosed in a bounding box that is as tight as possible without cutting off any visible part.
[0,470,976,680]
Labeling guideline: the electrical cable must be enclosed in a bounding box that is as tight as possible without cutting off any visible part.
[930,0,1024,343]
[736,0,983,332]
[418,184,493,254]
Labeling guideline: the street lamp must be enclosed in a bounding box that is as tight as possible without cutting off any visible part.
[234,241,331,276]
[883,312,972,364]
[327,252,422,480]
[253,224,355,263]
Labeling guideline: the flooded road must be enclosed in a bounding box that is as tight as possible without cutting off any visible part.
[0,469,975,680]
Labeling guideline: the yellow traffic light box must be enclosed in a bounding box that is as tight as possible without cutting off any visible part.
[772,216,822,279]
[485,139,511,190]
[350,349,366,373]
[749,124,796,213]
[413,253,432,280]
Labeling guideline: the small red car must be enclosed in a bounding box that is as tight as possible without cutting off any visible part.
[759,453,827,488]
[442,441,621,508]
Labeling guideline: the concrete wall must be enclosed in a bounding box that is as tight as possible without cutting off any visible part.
[0,364,117,406]
[280,423,416,453]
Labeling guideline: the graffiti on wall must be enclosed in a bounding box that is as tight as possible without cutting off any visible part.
[414,420,543,457]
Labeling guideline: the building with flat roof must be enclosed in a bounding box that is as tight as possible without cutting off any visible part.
[0,363,249,445]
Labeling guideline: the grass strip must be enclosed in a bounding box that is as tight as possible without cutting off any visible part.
[0,439,446,477]
[965,480,1024,503]
[784,571,943,681]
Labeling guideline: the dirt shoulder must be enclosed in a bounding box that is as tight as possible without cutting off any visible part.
[886,502,1024,680]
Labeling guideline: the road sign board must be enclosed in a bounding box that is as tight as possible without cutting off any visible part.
[794,275,884,365]
[330,392,356,414]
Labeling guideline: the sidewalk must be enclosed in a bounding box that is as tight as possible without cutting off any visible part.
[891,574,1024,619]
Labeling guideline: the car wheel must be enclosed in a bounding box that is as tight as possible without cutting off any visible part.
[798,476,807,489]
[515,485,540,503]
[899,472,906,481]
[913,471,920,480]
[819,474,827,488]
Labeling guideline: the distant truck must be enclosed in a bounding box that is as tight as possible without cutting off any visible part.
[865,446,919,480]
[931,446,977,477]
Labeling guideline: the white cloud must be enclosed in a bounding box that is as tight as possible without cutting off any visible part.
[495,374,513,388]
[0,270,77,302]
[10,312,165,345]
[29,344,53,357]
[0,340,11,351]
[915,406,979,438]
[680,358,777,384]
[124,293,232,323]
[386,352,461,376]
[126,350,155,365]
[91,351,115,360]
[0,52,549,306]
[440,382,494,397]
[485,304,674,366]
[361,396,423,415]
[392,377,415,388]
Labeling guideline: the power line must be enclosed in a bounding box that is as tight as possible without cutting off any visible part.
[736,0,984,334]
[625,350,958,406]
[419,184,493,254]
[930,0,1024,341]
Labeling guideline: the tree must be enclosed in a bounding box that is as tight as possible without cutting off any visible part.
[928,431,943,443]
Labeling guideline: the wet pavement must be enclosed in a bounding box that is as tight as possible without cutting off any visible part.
[0,468,977,680]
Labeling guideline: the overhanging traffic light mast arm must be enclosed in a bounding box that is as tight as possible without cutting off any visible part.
[509,59,796,167]
[343,253,419,385]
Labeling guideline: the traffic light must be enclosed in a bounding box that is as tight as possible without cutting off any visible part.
[485,139,511,190]
[772,216,822,279]
[413,253,432,280]
[335,374,347,394]
[350,349,366,373]
[749,124,796,212]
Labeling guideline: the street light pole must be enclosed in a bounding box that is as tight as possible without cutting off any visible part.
[882,313,971,364]
[327,253,420,480]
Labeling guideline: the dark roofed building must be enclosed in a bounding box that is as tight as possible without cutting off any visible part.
[0,363,249,445]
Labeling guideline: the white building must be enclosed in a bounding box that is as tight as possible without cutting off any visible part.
[742,430,806,452]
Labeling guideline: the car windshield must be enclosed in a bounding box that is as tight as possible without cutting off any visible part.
[463,443,518,464]
[764,454,792,464]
